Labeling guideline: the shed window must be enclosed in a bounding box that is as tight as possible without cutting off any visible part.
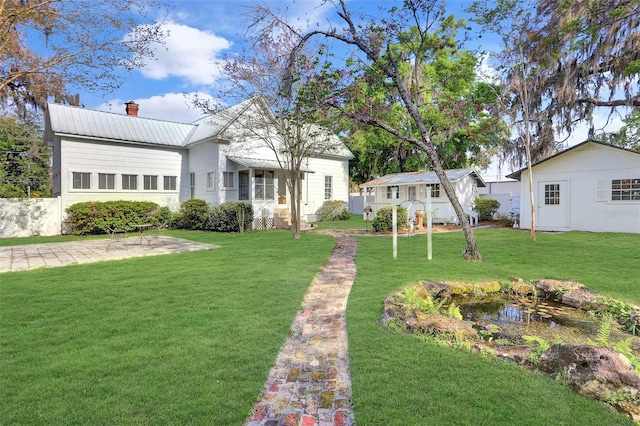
[408,186,417,201]
[544,184,560,205]
[72,172,91,189]
[386,186,399,200]
[426,183,440,198]
[612,178,640,201]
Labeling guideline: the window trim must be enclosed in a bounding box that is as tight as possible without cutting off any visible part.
[239,171,249,200]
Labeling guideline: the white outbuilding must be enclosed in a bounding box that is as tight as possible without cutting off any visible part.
[507,140,640,233]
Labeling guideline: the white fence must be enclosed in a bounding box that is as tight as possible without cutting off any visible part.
[0,197,64,238]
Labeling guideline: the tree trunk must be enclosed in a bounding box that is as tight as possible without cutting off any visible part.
[288,172,301,240]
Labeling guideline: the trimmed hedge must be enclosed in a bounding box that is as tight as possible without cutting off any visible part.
[173,199,209,230]
[372,206,408,232]
[205,202,253,232]
[472,198,500,221]
[66,201,161,235]
[318,200,351,221]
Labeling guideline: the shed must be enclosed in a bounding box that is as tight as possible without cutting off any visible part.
[507,140,640,233]
[360,169,486,225]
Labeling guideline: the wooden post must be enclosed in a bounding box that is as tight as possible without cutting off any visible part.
[392,194,397,260]
[426,191,432,260]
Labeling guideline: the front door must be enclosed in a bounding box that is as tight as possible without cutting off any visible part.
[537,181,568,229]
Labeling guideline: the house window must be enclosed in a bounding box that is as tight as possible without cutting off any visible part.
[408,186,417,201]
[163,176,177,191]
[386,186,399,200]
[223,172,234,188]
[239,171,249,200]
[98,173,115,190]
[426,183,440,198]
[122,174,137,190]
[72,172,91,190]
[612,178,640,201]
[189,172,195,199]
[544,183,560,205]
[324,176,333,200]
[144,175,158,190]
[255,169,274,200]
[207,172,215,190]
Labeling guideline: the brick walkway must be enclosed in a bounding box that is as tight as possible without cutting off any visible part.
[246,232,357,426]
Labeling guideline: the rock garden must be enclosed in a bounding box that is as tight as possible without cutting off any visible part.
[381,278,640,422]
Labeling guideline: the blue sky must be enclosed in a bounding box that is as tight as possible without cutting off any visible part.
[85,0,485,121]
[76,0,623,178]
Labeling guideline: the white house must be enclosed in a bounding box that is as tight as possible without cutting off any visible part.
[507,140,640,233]
[360,169,486,225]
[44,96,353,230]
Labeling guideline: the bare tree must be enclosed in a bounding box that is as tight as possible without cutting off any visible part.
[0,0,168,116]
[196,25,343,239]
[250,0,485,260]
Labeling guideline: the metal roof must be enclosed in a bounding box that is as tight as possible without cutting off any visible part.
[506,139,640,180]
[228,156,314,172]
[361,169,486,188]
[47,103,195,147]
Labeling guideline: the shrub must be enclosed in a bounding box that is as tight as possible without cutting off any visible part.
[495,212,519,227]
[174,199,209,230]
[371,206,408,232]
[472,198,500,221]
[318,200,350,221]
[66,201,160,235]
[205,202,253,232]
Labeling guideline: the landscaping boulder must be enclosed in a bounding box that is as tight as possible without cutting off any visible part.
[561,288,600,310]
[474,342,532,365]
[411,313,478,339]
[535,279,584,299]
[420,281,451,299]
[538,344,640,421]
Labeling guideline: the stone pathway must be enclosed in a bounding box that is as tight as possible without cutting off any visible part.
[246,232,357,426]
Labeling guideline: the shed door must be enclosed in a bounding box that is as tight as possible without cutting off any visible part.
[537,181,568,229]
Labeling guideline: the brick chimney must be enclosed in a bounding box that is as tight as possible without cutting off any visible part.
[125,101,139,116]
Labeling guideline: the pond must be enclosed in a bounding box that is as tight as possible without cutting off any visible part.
[455,294,640,351]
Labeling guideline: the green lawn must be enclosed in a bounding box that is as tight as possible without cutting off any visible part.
[1,230,336,425]
[347,227,639,425]
[1,226,638,425]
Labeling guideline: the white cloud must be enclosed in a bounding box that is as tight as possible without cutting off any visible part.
[136,21,232,86]
[95,92,215,123]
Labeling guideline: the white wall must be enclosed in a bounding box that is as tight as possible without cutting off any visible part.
[303,156,350,219]
[518,142,640,233]
[59,137,185,212]
[0,197,63,237]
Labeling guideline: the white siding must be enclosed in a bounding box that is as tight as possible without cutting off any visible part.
[187,141,222,205]
[303,156,350,217]
[59,137,185,211]
[518,142,640,233]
